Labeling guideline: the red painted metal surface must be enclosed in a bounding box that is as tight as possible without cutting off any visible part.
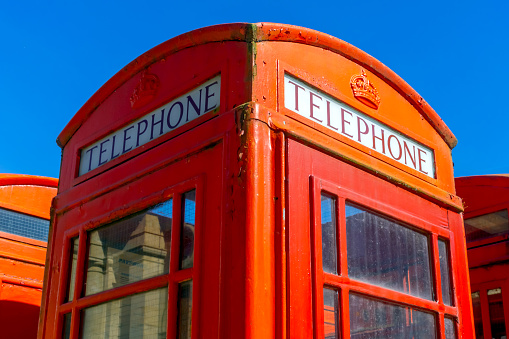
[456,175,509,338]
[40,23,472,339]
[0,174,57,339]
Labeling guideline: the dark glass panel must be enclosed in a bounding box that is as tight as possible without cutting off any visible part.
[180,191,196,270]
[438,239,453,306]
[321,194,337,274]
[465,210,509,242]
[346,203,433,300]
[178,280,193,339]
[66,237,79,302]
[349,293,436,339]
[488,288,507,339]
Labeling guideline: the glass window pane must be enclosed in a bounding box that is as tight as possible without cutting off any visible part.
[85,199,173,295]
[471,291,484,338]
[444,317,456,339]
[81,288,168,339]
[323,287,339,339]
[0,207,50,241]
[321,194,337,274]
[180,191,196,269]
[438,239,453,306]
[465,210,509,242]
[349,293,436,338]
[62,312,71,339]
[66,237,79,302]
[488,288,507,338]
[178,280,193,339]
[346,203,433,300]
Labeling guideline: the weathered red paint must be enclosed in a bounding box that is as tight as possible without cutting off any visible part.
[41,23,472,339]
[0,174,57,339]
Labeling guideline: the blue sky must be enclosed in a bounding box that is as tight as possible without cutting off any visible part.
[1,1,507,179]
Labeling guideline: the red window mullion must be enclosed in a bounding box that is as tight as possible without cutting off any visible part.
[432,233,444,305]
[340,287,350,339]
[480,288,492,339]
[191,180,203,339]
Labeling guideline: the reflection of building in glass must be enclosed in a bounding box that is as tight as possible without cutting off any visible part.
[0,174,57,339]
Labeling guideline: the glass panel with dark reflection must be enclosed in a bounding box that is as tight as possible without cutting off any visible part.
[62,312,71,339]
[438,239,453,306]
[85,199,173,295]
[471,291,484,338]
[81,288,168,339]
[444,317,457,339]
[346,203,433,300]
[488,288,507,339]
[465,210,509,242]
[180,191,196,270]
[349,293,436,339]
[66,237,79,302]
[321,194,337,274]
[178,280,193,339]
[323,287,339,338]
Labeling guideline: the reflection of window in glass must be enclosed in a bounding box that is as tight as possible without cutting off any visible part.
[178,281,193,339]
[465,210,509,242]
[81,288,168,339]
[85,199,173,295]
[349,293,435,338]
[66,237,79,302]
[346,203,433,300]
[180,191,195,270]
[444,317,456,339]
[323,287,339,339]
[321,194,337,274]
[488,288,507,339]
[471,291,484,338]
[438,239,453,306]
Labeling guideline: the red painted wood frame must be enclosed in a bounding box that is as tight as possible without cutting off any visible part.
[287,139,470,338]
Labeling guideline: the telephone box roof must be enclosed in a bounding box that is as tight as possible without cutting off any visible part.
[57,22,457,150]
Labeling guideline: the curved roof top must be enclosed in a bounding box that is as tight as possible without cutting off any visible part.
[0,174,58,188]
[455,174,509,188]
[58,22,457,149]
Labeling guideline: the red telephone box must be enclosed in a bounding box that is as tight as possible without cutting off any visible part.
[0,174,57,338]
[39,23,473,338]
[455,175,509,339]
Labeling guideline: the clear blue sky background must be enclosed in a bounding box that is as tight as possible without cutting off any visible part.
[1,1,507,179]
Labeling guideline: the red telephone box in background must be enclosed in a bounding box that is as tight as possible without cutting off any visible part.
[0,174,57,338]
[39,23,474,339]
[455,175,509,339]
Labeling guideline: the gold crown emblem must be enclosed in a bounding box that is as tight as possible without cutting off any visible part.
[130,71,160,109]
[350,69,381,109]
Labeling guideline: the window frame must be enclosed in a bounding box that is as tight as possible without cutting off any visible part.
[310,175,458,338]
[470,279,509,339]
[55,175,204,339]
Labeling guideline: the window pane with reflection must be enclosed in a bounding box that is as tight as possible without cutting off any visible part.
[444,317,456,339]
[85,199,173,295]
[346,203,433,300]
[180,191,195,270]
[321,194,337,274]
[349,293,436,338]
[81,288,168,339]
[471,291,484,338]
[66,237,79,302]
[438,239,453,306]
[178,280,193,339]
[323,287,339,339]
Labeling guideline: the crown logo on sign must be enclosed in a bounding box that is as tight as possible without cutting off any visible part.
[350,69,381,109]
[130,70,160,109]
